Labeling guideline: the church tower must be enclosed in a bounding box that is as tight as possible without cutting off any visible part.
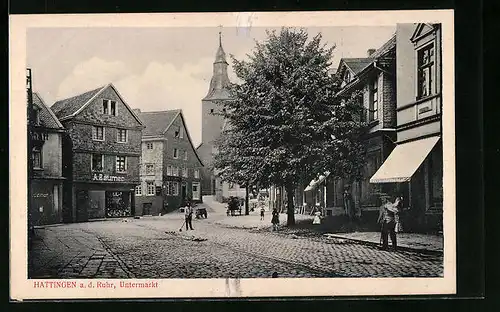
[197,32,232,196]
[201,32,231,146]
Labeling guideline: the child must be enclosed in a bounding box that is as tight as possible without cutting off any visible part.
[271,208,279,231]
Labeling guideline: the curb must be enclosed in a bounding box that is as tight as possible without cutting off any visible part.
[323,234,443,256]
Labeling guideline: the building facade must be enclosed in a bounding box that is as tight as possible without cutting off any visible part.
[29,92,66,226]
[196,32,246,202]
[51,84,144,222]
[370,23,443,232]
[134,109,204,215]
[303,35,398,223]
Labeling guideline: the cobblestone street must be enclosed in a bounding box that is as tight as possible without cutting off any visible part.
[29,200,443,279]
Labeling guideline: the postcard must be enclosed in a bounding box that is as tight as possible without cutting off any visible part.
[10,10,455,300]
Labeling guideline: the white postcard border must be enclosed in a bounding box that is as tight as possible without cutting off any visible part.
[10,10,455,300]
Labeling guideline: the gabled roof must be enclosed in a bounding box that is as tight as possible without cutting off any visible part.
[51,86,104,119]
[138,110,180,137]
[177,111,205,167]
[138,109,205,167]
[336,34,396,78]
[50,83,144,126]
[410,23,438,43]
[336,34,396,95]
[342,58,374,76]
[33,93,64,130]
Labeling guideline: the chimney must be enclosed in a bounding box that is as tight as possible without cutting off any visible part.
[133,108,141,114]
[367,49,376,57]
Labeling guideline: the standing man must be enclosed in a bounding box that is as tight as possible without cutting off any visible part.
[377,195,399,251]
[343,187,353,219]
[185,201,194,231]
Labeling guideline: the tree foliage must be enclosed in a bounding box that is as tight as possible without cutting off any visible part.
[212,28,367,225]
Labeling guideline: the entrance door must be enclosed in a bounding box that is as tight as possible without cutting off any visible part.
[143,203,152,215]
[181,183,187,202]
[76,190,89,222]
[192,182,200,200]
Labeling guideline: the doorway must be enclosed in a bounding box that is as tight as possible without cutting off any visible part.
[192,182,200,200]
[142,203,152,216]
[181,182,187,202]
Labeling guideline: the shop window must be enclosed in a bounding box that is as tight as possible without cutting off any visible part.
[417,43,435,99]
[369,78,379,121]
[117,129,127,143]
[92,126,105,141]
[145,164,154,175]
[116,156,127,173]
[146,182,155,196]
[32,147,42,169]
[91,154,104,172]
[146,142,153,149]
[135,185,142,196]
[173,148,178,159]
[361,152,381,207]
[429,144,443,208]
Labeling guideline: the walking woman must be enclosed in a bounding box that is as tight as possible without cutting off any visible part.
[271,208,280,231]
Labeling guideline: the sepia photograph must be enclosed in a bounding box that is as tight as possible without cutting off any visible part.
[10,11,456,299]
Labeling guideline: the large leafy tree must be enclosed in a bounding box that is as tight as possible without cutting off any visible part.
[213,28,367,226]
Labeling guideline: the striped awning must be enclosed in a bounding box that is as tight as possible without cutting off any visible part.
[370,136,440,183]
[304,172,331,192]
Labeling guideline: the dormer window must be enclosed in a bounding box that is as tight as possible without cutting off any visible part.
[102,99,117,116]
[343,70,351,84]
[174,126,180,138]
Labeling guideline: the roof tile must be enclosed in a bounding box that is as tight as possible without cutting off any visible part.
[138,110,180,136]
[50,86,104,119]
[33,93,64,129]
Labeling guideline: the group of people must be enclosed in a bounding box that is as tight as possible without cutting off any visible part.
[257,204,280,231]
[377,195,404,251]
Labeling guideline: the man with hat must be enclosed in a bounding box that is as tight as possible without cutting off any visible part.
[377,194,400,251]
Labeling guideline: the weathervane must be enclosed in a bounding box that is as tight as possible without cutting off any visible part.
[218,25,223,46]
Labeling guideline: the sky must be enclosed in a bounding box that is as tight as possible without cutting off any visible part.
[27,26,395,147]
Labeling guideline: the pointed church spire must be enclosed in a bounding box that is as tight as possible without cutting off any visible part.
[214,31,227,65]
[203,31,231,100]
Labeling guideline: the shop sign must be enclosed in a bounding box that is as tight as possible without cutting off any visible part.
[33,193,49,198]
[92,173,125,182]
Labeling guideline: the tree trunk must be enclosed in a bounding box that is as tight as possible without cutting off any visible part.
[245,184,249,215]
[286,183,295,226]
